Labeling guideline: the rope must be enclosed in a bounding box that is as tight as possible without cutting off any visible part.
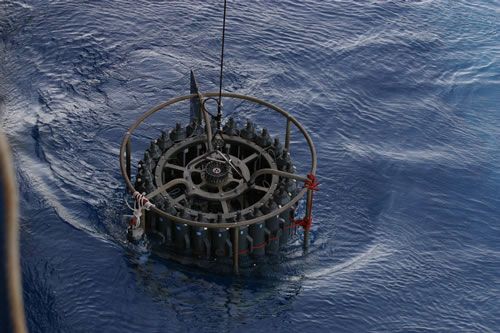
[294,215,313,231]
[128,191,155,229]
[124,194,134,211]
[304,173,319,191]
[294,173,319,231]
[202,97,218,119]
[216,0,228,131]
[0,132,28,333]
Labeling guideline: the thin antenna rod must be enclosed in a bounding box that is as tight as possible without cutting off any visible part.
[216,0,228,131]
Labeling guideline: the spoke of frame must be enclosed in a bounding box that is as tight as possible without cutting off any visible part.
[220,200,230,214]
[146,179,189,200]
[164,163,186,172]
[242,153,258,164]
[251,184,270,192]
[227,174,240,184]
[199,179,208,188]
[173,194,186,204]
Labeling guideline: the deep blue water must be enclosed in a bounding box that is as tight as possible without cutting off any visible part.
[1,0,500,332]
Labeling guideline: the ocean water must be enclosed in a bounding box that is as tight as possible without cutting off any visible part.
[1,0,499,332]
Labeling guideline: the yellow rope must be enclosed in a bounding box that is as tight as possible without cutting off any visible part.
[0,131,28,333]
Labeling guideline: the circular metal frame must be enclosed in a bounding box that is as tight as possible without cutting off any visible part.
[153,134,280,219]
[120,92,317,229]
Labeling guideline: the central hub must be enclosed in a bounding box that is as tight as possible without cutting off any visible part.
[204,160,229,185]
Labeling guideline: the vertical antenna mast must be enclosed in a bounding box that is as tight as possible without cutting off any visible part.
[216,0,228,131]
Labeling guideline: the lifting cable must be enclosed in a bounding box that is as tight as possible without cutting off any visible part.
[216,0,228,132]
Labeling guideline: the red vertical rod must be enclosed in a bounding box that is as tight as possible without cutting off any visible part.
[303,189,313,248]
[294,173,318,249]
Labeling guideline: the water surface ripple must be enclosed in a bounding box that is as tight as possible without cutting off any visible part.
[1,0,499,332]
